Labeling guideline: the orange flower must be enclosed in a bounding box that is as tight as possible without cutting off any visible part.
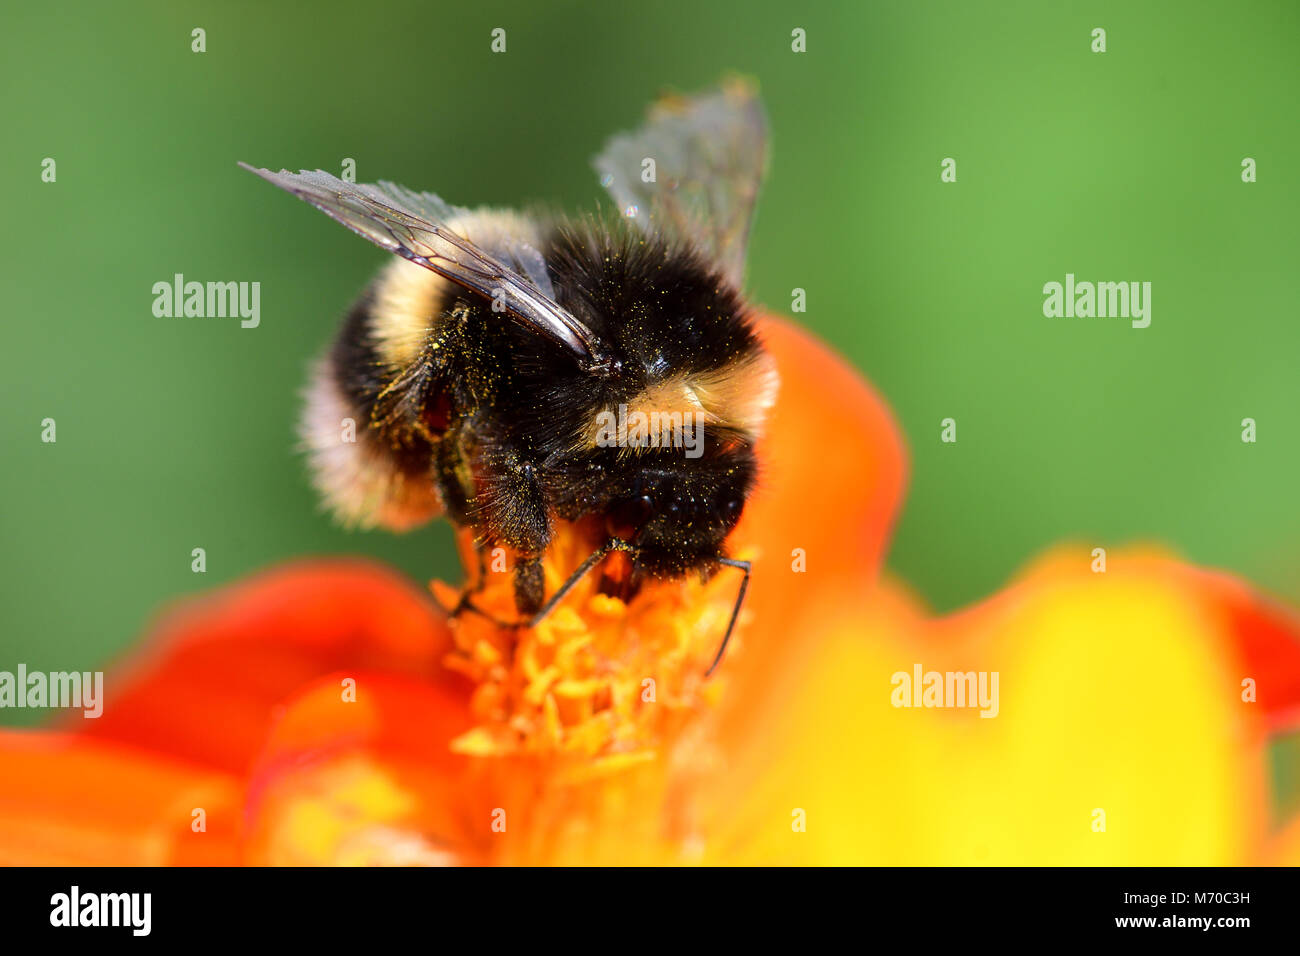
[2,317,1299,865]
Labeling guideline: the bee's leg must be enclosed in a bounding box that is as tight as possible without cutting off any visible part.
[469,541,491,592]
[513,554,545,618]
[428,415,526,624]
[706,557,752,678]
[529,538,635,628]
[435,541,502,621]
[437,553,543,628]
[449,598,518,629]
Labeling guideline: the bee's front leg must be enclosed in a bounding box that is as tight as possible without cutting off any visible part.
[438,551,542,629]
[513,554,545,618]
[436,541,492,617]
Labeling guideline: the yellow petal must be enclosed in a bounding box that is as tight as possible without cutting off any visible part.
[701,550,1286,864]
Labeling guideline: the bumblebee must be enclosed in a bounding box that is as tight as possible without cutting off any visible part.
[242,81,778,674]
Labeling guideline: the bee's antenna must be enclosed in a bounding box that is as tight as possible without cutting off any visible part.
[531,542,750,679]
[707,557,751,677]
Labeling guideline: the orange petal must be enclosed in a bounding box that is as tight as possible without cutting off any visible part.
[722,314,907,731]
[242,672,479,865]
[1184,566,1300,734]
[739,314,906,587]
[0,731,241,865]
[78,559,461,774]
[241,669,702,865]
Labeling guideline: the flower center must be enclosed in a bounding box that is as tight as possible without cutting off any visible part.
[435,526,750,774]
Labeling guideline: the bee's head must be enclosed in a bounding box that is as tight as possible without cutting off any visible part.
[540,220,778,575]
[604,444,757,577]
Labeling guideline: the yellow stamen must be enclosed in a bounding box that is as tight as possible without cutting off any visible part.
[437,527,752,769]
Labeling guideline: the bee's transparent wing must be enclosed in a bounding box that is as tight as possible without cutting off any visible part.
[372,180,559,303]
[593,80,768,288]
[240,165,612,372]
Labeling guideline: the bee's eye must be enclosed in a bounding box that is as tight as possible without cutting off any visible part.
[721,498,743,523]
[607,494,654,540]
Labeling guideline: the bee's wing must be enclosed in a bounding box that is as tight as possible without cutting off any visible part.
[593,79,767,288]
[240,165,614,373]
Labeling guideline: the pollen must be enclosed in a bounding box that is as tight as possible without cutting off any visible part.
[435,528,750,774]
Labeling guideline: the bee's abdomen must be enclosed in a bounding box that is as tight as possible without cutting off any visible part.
[329,287,387,416]
[299,279,444,532]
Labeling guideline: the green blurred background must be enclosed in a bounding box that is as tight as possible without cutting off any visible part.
[2,0,1298,738]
